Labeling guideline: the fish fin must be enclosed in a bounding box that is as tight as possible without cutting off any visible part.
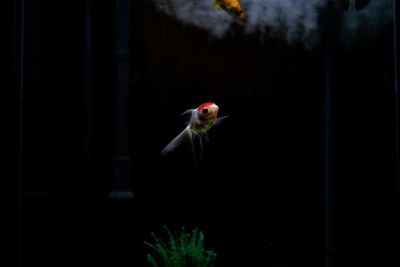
[198,134,211,161]
[214,115,229,127]
[160,127,192,156]
[188,131,197,166]
[180,109,195,124]
[180,108,195,117]
[203,133,210,148]
[198,135,204,161]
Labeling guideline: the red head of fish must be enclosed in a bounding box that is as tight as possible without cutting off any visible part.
[197,102,219,122]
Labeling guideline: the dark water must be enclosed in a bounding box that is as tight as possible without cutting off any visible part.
[5,0,399,267]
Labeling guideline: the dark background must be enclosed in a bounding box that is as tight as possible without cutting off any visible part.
[5,0,399,266]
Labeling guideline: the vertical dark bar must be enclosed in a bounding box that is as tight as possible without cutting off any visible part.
[324,2,334,267]
[393,0,399,190]
[393,0,400,264]
[21,0,48,200]
[84,0,93,265]
[109,0,134,199]
[12,0,25,266]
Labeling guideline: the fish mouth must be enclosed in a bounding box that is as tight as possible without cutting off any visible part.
[209,103,219,113]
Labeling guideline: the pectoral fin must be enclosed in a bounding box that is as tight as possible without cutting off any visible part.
[214,115,229,127]
[180,109,195,124]
[180,109,195,118]
[160,128,192,156]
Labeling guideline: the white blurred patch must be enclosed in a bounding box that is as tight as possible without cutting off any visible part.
[153,0,327,46]
[243,0,326,45]
[154,0,234,38]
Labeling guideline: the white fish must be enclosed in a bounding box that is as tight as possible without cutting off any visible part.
[160,102,228,162]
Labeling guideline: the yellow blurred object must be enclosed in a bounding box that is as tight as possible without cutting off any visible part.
[211,0,245,22]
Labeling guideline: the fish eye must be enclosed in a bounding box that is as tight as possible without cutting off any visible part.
[202,108,208,114]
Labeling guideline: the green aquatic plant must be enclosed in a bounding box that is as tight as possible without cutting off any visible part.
[144,225,217,267]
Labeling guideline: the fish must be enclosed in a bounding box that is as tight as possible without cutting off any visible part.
[210,0,245,22]
[336,0,372,11]
[160,102,228,163]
